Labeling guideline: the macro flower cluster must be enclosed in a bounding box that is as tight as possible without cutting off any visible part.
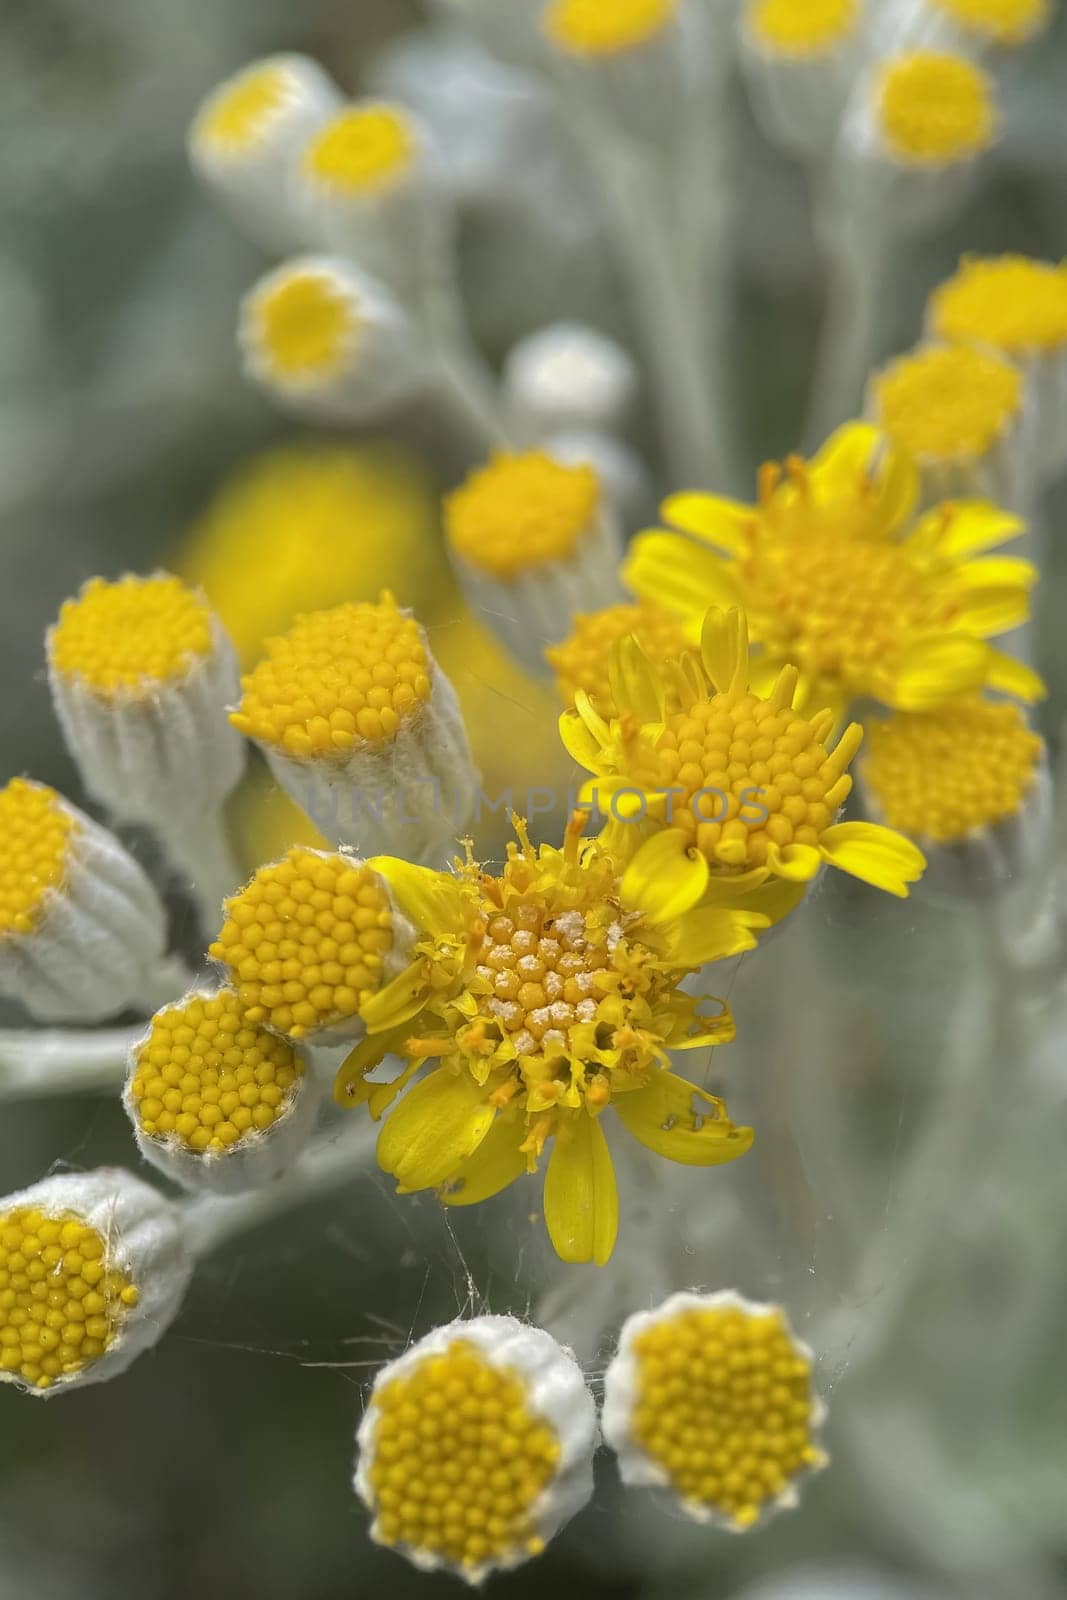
[2,0,1065,1591]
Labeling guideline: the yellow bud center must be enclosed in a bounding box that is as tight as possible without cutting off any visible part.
[929,254,1067,354]
[651,692,856,868]
[193,63,289,153]
[367,1338,560,1571]
[50,574,213,699]
[877,52,996,165]
[630,1301,820,1530]
[130,990,304,1153]
[750,0,858,55]
[872,343,1023,462]
[544,0,679,55]
[304,105,414,192]
[0,1206,138,1391]
[863,696,1042,842]
[209,848,394,1039]
[0,780,77,939]
[934,0,1049,43]
[445,452,599,581]
[547,602,689,716]
[249,269,359,380]
[231,594,432,758]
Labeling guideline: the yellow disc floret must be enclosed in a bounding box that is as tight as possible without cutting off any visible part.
[210,848,395,1038]
[872,343,1023,463]
[629,1298,821,1529]
[750,0,858,55]
[192,62,289,153]
[544,0,679,56]
[0,1206,138,1391]
[546,601,689,716]
[248,268,359,380]
[0,779,77,939]
[49,574,213,700]
[933,0,1049,44]
[129,990,304,1153]
[304,105,414,192]
[231,594,432,757]
[445,452,600,581]
[876,52,996,165]
[864,695,1043,842]
[366,1337,560,1571]
[929,254,1067,355]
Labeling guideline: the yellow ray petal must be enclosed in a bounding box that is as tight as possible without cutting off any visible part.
[811,423,919,534]
[558,708,605,770]
[700,606,750,695]
[440,1114,528,1207]
[358,959,431,1034]
[608,634,664,725]
[377,1067,496,1192]
[621,829,711,921]
[913,501,1026,558]
[984,649,1046,703]
[623,532,743,623]
[660,492,753,554]
[818,821,926,897]
[333,1021,412,1105]
[665,904,768,965]
[882,635,989,710]
[543,1113,618,1266]
[366,855,468,938]
[613,1072,754,1167]
[765,841,823,882]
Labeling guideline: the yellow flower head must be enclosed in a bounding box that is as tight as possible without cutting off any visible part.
[862,695,1044,844]
[303,103,415,194]
[191,60,292,156]
[334,818,762,1266]
[0,1204,138,1391]
[545,600,690,717]
[0,779,78,939]
[625,423,1043,718]
[562,606,926,922]
[929,254,1067,357]
[871,343,1023,465]
[243,264,360,382]
[602,1290,827,1531]
[231,593,432,760]
[209,847,401,1039]
[544,0,679,57]
[875,52,996,167]
[49,574,213,701]
[933,0,1050,45]
[444,451,601,582]
[749,0,859,57]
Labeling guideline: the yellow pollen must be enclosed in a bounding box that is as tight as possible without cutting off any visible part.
[863,696,1043,842]
[231,594,432,757]
[249,270,359,381]
[872,343,1023,462]
[304,105,414,192]
[750,0,858,55]
[929,254,1067,355]
[0,780,77,939]
[651,692,857,869]
[49,574,213,699]
[193,63,289,153]
[0,1206,138,1391]
[445,452,600,581]
[629,1301,820,1529]
[544,0,678,55]
[129,990,304,1153]
[209,848,394,1039]
[933,0,1049,43]
[876,52,996,165]
[546,602,689,716]
[367,1338,560,1570]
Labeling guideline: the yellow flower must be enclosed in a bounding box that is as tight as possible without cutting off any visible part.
[334,818,760,1266]
[562,606,926,923]
[624,422,1043,720]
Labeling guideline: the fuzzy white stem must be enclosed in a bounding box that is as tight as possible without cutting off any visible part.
[805,184,888,449]
[0,1025,139,1101]
[419,274,511,449]
[159,809,243,940]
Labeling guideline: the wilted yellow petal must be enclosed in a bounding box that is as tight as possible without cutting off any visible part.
[614,1072,754,1167]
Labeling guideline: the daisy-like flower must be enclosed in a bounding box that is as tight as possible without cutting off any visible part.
[355,1314,597,1583]
[624,422,1043,720]
[601,1290,827,1532]
[333,818,760,1266]
[562,606,926,923]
